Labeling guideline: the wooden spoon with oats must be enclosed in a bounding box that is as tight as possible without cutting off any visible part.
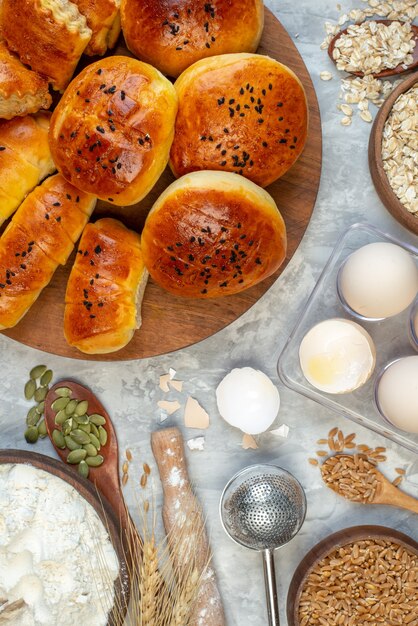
[321,454,418,513]
[328,19,418,78]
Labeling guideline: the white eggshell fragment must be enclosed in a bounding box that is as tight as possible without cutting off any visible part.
[376,356,418,433]
[216,367,280,435]
[299,318,376,394]
[339,242,418,319]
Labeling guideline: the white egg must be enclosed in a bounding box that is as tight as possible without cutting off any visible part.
[376,356,418,433]
[299,318,376,394]
[216,367,280,435]
[338,242,418,319]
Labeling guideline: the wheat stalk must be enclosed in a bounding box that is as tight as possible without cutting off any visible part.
[169,567,200,626]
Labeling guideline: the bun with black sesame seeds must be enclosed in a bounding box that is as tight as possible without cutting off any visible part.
[0,174,96,330]
[120,0,264,79]
[48,56,178,206]
[64,218,148,354]
[141,170,286,298]
[170,53,308,187]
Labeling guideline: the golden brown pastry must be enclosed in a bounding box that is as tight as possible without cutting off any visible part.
[1,0,92,90]
[64,218,148,354]
[0,174,96,329]
[0,42,52,119]
[72,0,121,56]
[170,53,309,187]
[141,170,287,298]
[49,56,178,206]
[121,0,264,78]
[0,113,56,226]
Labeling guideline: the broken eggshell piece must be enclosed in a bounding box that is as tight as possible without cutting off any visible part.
[216,367,280,435]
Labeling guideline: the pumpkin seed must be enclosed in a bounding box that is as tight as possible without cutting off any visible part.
[71,429,91,445]
[30,365,46,380]
[52,429,66,449]
[89,433,101,450]
[78,460,89,479]
[40,370,53,387]
[65,435,82,451]
[90,423,100,438]
[25,426,39,444]
[34,386,48,402]
[86,455,104,467]
[55,387,72,397]
[98,426,107,446]
[75,400,88,416]
[65,399,78,415]
[52,397,70,412]
[74,413,89,425]
[83,443,98,457]
[38,419,47,437]
[55,409,68,425]
[35,401,45,415]
[26,406,40,426]
[67,449,87,464]
[89,414,106,426]
[77,423,91,434]
[63,419,75,436]
[24,380,36,400]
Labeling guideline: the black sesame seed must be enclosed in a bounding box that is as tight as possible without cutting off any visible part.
[278,117,284,121]
[277,102,283,107]
[190,236,196,243]
[201,289,207,294]
[205,43,210,48]
[94,245,102,254]
[56,216,61,222]
[99,84,105,89]
[0,146,5,151]
[20,264,26,269]
[223,128,229,133]
[258,118,264,124]
[218,97,225,105]
[262,141,268,147]
[255,258,262,265]
[85,98,90,103]
[290,145,296,149]
[97,68,102,75]
[279,138,287,144]
[200,135,207,141]
[96,126,105,134]
[220,161,226,166]
[240,88,244,95]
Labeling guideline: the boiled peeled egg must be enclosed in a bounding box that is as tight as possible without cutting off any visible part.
[299,318,376,394]
[338,242,418,319]
[376,356,418,433]
[216,367,280,435]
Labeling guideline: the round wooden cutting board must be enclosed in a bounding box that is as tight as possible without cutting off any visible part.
[2,8,322,360]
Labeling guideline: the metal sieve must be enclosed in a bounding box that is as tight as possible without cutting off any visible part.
[220,464,307,626]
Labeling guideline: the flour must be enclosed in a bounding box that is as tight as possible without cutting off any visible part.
[0,464,119,626]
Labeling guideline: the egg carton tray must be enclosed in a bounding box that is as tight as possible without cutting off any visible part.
[278,222,418,455]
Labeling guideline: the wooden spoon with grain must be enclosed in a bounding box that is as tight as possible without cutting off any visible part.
[328,20,418,78]
[322,454,418,513]
[44,380,130,532]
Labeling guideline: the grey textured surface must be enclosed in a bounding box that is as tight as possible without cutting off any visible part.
[1,1,418,624]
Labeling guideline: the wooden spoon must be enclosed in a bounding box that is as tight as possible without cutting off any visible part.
[327,454,418,513]
[151,427,226,626]
[45,380,130,532]
[328,20,418,78]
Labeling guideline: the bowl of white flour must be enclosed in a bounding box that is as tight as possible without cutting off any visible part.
[0,450,128,626]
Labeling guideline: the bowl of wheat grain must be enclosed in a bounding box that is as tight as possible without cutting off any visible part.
[287,525,418,626]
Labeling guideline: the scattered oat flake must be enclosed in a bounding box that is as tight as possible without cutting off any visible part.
[341,116,352,126]
[187,436,205,451]
[242,433,258,450]
[157,400,181,415]
[320,71,333,81]
[159,374,171,392]
[184,396,210,429]
[169,379,183,392]
[340,104,353,116]
[269,423,289,438]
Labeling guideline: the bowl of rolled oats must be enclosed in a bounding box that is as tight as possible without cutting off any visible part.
[287,525,418,626]
[369,72,418,234]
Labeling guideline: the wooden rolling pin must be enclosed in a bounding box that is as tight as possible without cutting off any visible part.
[151,427,226,626]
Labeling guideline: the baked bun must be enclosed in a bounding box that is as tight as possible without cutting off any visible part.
[141,170,286,298]
[170,53,308,187]
[49,57,178,206]
[0,174,96,329]
[2,0,92,90]
[121,0,264,78]
[72,0,121,55]
[0,42,52,119]
[64,218,148,353]
[0,113,55,226]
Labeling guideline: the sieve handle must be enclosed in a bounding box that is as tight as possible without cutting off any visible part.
[262,549,280,626]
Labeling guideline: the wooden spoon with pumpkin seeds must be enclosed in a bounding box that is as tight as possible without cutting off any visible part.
[44,380,129,532]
